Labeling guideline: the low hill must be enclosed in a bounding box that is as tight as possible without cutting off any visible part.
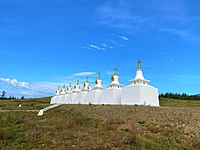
[0,97,200,149]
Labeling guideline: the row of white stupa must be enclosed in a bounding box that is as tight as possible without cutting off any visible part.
[50,60,159,106]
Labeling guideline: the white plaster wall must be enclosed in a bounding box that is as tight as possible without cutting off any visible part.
[110,89,122,104]
[139,85,159,106]
[63,94,69,104]
[121,85,140,105]
[51,83,159,106]
[54,95,59,104]
[100,88,122,105]
[85,90,102,104]
[93,91,102,104]
[59,95,66,104]
[56,95,61,104]
[85,91,94,104]
[50,96,55,104]
[66,94,74,104]
[73,93,80,104]
[121,85,159,106]
[78,92,88,104]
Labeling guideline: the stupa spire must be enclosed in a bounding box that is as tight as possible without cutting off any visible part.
[86,77,88,83]
[77,80,79,85]
[129,59,150,85]
[114,68,117,75]
[98,73,101,79]
[138,59,141,70]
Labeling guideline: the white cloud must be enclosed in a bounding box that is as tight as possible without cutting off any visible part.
[161,51,167,55]
[73,72,96,77]
[0,77,29,88]
[159,28,200,43]
[82,42,113,51]
[118,35,129,40]
[82,46,91,50]
[97,1,140,30]
[102,43,108,47]
[88,44,106,51]
[102,43,113,49]
[104,70,113,75]
[108,39,124,46]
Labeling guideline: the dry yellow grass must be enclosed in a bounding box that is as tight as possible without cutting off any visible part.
[0,97,200,149]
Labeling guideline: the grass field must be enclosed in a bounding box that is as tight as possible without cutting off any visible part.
[0,97,200,149]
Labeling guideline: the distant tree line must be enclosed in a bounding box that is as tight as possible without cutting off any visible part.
[0,90,25,100]
[159,92,200,100]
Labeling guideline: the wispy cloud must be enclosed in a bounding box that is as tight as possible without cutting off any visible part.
[0,77,29,88]
[81,46,91,50]
[104,70,113,75]
[82,42,113,51]
[0,76,101,98]
[82,44,106,51]
[0,17,15,24]
[102,43,113,49]
[88,44,105,51]
[117,35,129,40]
[161,51,167,55]
[108,39,124,46]
[159,28,200,43]
[73,72,96,77]
[0,78,66,98]
[97,0,140,30]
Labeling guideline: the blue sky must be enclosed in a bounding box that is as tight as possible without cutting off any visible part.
[0,0,200,98]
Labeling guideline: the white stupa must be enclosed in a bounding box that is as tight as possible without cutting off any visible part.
[50,59,160,106]
[59,84,66,104]
[100,68,122,104]
[56,86,60,96]
[65,82,74,104]
[78,77,91,104]
[86,73,104,104]
[121,60,159,106]
[64,83,72,104]
[94,73,104,91]
[51,86,60,104]
[73,80,81,104]
[66,82,72,94]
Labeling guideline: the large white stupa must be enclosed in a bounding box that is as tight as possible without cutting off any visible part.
[78,77,91,104]
[121,60,159,106]
[99,68,122,104]
[86,73,104,104]
[50,60,159,106]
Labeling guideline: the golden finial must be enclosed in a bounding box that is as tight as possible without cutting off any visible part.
[77,80,79,85]
[114,68,117,75]
[138,59,141,70]
[63,84,65,89]
[69,82,71,87]
[86,77,88,83]
[98,73,101,79]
